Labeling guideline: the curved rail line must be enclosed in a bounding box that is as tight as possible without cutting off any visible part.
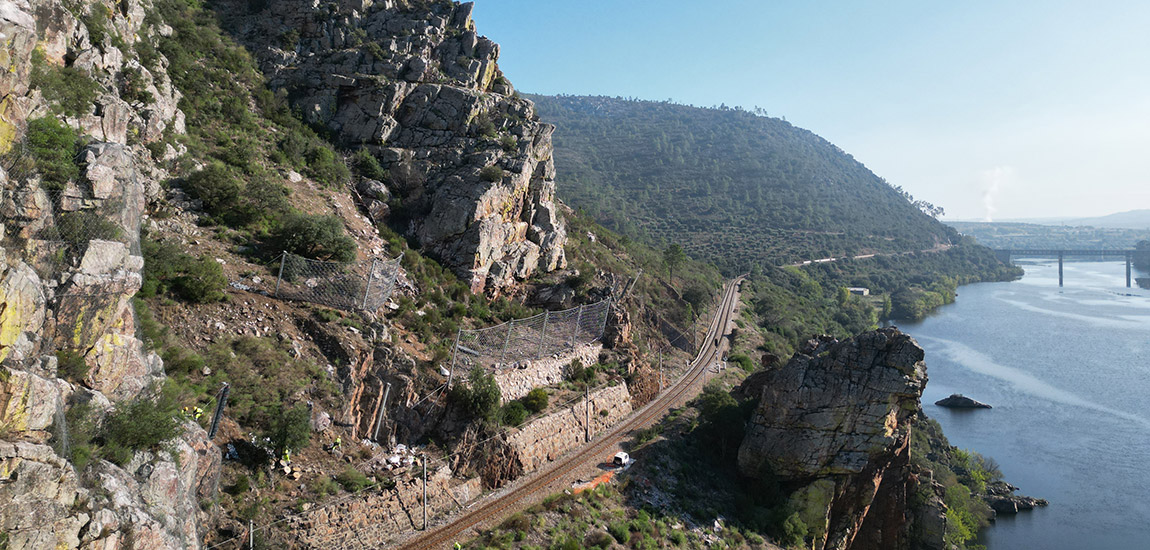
[399,276,745,550]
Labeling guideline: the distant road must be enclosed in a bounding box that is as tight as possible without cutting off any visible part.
[398,277,745,549]
[789,243,953,267]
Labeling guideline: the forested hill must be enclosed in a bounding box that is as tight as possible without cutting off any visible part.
[530,95,958,270]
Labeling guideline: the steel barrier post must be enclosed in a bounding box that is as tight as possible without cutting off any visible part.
[538,310,549,357]
[571,305,583,348]
[274,252,286,297]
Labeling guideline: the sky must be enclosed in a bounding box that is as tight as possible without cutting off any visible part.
[470,0,1150,221]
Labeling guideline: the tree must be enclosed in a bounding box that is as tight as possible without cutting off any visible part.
[451,366,502,422]
[663,243,686,279]
[276,213,357,262]
[265,404,312,458]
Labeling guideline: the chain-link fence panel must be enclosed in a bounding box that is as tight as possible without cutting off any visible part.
[271,252,402,313]
[450,298,613,375]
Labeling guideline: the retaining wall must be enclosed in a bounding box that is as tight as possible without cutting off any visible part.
[507,382,632,473]
[493,343,601,401]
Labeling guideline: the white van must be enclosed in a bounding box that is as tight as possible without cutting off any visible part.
[613,452,631,467]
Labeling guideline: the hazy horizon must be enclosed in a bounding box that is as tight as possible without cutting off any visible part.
[472,0,1150,221]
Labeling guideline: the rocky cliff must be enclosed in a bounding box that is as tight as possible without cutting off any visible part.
[737,328,927,550]
[215,0,567,295]
[0,1,220,548]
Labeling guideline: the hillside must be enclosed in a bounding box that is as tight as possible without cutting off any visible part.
[529,95,957,269]
[0,1,1020,549]
[0,1,719,548]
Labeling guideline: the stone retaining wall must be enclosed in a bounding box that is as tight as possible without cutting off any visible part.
[493,343,601,402]
[286,465,482,549]
[506,382,632,473]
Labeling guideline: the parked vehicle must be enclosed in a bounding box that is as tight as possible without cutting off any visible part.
[613,451,631,467]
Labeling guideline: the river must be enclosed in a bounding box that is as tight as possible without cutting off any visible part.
[900,259,1150,550]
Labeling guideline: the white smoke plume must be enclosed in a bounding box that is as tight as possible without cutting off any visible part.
[979,166,1013,222]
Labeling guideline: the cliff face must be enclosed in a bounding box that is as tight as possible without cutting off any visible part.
[217,0,567,295]
[0,1,219,548]
[737,328,927,550]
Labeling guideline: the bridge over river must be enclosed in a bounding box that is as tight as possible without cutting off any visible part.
[994,249,1137,287]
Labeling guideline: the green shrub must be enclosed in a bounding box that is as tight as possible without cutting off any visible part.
[26,116,80,190]
[81,3,112,46]
[162,346,206,376]
[102,394,181,465]
[634,424,662,445]
[335,466,371,492]
[499,134,517,153]
[54,210,123,245]
[142,238,227,303]
[119,67,154,105]
[276,213,357,262]
[171,256,227,303]
[586,530,614,549]
[305,145,350,187]
[29,51,101,117]
[473,113,497,139]
[479,164,504,182]
[449,366,502,422]
[500,401,528,426]
[352,148,388,181]
[607,521,630,544]
[227,474,251,495]
[312,476,339,497]
[56,349,89,382]
[183,162,241,218]
[263,404,311,458]
[522,387,549,414]
[728,353,755,372]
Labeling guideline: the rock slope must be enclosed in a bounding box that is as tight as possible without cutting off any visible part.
[0,1,219,548]
[217,0,567,295]
[737,328,927,550]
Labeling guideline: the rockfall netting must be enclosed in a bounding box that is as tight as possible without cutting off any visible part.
[267,251,403,312]
[450,298,612,373]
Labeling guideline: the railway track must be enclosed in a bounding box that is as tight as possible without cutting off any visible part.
[399,276,745,549]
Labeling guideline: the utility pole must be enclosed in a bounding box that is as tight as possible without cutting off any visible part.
[248,520,254,549]
[584,386,591,442]
[658,352,663,392]
[421,453,428,530]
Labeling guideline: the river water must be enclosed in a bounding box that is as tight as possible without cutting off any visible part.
[899,259,1150,550]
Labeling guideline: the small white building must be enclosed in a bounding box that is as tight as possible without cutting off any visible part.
[847,287,870,296]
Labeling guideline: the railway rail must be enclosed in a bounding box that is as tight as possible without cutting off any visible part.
[398,276,745,549]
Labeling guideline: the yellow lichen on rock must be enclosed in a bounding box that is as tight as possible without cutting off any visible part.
[0,96,17,154]
[0,367,31,432]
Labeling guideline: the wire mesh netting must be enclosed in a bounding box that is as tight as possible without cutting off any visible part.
[2,186,144,282]
[271,252,402,312]
[451,298,612,373]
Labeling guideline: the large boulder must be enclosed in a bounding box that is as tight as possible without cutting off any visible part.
[737,328,928,550]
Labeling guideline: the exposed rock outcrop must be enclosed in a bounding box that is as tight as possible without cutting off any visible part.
[934,393,991,409]
[218,0,566,295]
[984,481,1048,514]
[737,328,927,550]
[0,1,218,547]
